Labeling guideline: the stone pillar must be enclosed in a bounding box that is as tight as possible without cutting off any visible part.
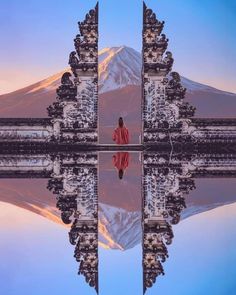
[47,4,99,144]
[142,3,195,144]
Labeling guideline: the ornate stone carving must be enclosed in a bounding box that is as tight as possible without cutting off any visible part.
[47,4,98,144]
[47,152,98,292]
[142,3,195,144]
[142,151,194,292]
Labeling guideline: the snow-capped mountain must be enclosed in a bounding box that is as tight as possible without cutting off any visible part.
[0,46,236,251]
[1,45,235,122]
[98,201,236,250]
[98,46,141,93]
[3,46,232,97]
[99,203,141,250]
[98,46,235,95]
[1,177,236,250]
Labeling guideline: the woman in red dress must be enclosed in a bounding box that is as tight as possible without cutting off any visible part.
[112,117,129,144]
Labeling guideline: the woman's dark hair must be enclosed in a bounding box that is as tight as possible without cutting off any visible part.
[119,117,124,127]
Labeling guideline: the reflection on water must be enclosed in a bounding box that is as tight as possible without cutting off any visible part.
[112,152,129,180]
[47,153,99,291]
[0,151,236,294]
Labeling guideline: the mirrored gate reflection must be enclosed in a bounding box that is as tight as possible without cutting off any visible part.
[1,151,236,293]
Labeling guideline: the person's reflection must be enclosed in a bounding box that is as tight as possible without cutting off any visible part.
[112,152,129,179]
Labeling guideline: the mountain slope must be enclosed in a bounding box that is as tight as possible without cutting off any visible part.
[0,46,235,119]
[1,178,236,250]
[0,47,236,250]
[0,71,64,118]
[99,46,141,93]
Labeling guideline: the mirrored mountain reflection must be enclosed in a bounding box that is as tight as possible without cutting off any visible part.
[45,151,139,292]
[1,151,236,293]
[47,151,236,293]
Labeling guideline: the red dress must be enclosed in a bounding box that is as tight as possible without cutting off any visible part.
[112,127,129,144]
[112,152,129,171]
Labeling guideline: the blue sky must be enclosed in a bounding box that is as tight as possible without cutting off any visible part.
[0,0,235,94]
[1,201,236,295]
